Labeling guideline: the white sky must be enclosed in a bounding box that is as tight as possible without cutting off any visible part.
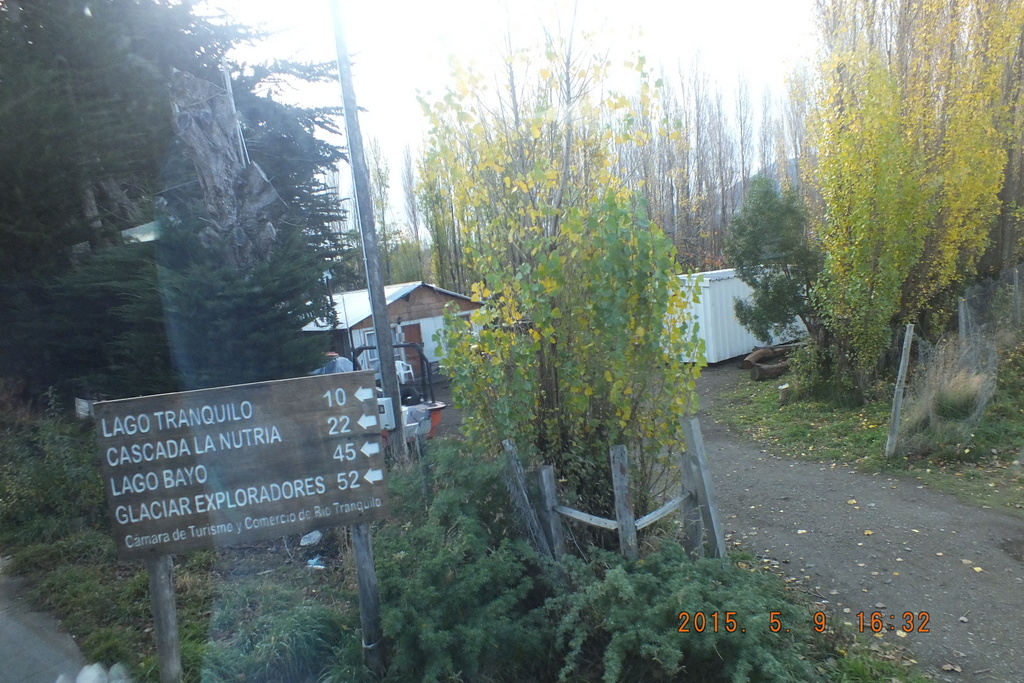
[203,0,816,137]
[200,0,818,222]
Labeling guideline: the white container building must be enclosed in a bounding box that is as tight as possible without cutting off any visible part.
[679,268,800,364]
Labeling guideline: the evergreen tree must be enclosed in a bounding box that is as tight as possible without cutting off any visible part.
[724,175,822,343]
[155,217,329,390]
[0,1,351,398]
[0,0,240,279]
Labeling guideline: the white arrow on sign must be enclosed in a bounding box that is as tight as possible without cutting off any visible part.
[364,468,384,484]
[354,386,375,402]
[360,441,380,457]
[357,413,377,429]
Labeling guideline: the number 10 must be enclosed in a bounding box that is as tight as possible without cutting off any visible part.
[322,388,347,407]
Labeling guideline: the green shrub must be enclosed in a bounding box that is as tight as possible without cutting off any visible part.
[549,541,821,682]
[201,595,356,683]
[250,604,352,681]
[441,191,703,521]
[376,531,548,681]
[346,443,829,683]
[369,443,552,682]
[187,642,242,683]
[0,412,105,546]
[208,579,301,638]
[0,419,908,683]
[725,174,822,346]
[788,343,861,407]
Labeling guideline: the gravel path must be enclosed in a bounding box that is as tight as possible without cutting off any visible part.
[697,364,1024,683]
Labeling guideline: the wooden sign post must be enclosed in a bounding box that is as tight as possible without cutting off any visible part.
[146,555,181,683]
[94,371,390,681]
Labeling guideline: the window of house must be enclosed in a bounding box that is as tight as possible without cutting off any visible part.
[364,327,401,367]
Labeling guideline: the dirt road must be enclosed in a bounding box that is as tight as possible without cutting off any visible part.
[697,364,1024,682]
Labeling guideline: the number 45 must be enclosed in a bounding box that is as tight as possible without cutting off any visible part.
[333,443,357,461]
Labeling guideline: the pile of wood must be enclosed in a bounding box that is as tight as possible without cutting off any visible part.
[740,344,799,381]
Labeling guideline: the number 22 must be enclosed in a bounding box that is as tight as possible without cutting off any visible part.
[328,415,351,435]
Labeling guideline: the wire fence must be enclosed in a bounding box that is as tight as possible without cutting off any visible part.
[896,263,1023,456]
[959,263,1024,341]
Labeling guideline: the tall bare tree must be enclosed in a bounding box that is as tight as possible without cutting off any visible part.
[367,138,395,283]
[735,78,754,196]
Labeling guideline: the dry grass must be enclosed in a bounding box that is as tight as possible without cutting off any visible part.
[899,337,996,458]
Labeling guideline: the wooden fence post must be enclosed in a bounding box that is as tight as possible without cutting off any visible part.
[533,465,567,559]
[502,440,553,558]
[681,418,726,559]
[959,297,969,340]
[885,323,914,459]
[1015,267,1021,328]
[679,450,707,559]
[146,555,181,683]
[610,445,639,561]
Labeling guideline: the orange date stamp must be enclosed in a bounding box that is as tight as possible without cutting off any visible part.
[677,610,931,634]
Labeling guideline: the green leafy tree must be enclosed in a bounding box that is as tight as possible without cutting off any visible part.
[429,40,703,517]
[0,0,241,396]
[418,163,467,292]
[156,219,328,390]
[725,174,822,343]
[366,138,398,283]
[389,235,429,284]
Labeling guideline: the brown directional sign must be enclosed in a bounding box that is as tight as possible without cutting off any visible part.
[93,371,389,560]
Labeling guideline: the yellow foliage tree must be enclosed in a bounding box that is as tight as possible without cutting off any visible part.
[809,0,1024,387]
[421,38,703,515]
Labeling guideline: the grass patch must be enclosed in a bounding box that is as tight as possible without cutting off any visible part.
[905,463,1024,515]
[898,337,997,459]
[714,375,890,465]
[827,640,932,683]
[711,338,1024,517]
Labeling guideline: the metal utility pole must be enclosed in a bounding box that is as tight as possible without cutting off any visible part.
[330,4,399,678]
[330,2,406,464]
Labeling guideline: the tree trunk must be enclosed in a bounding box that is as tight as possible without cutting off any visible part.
[169,69,283,270]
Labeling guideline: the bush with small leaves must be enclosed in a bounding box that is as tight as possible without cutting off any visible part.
[548,542,822,682]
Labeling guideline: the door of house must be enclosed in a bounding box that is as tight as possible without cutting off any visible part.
[401,323,423,377]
